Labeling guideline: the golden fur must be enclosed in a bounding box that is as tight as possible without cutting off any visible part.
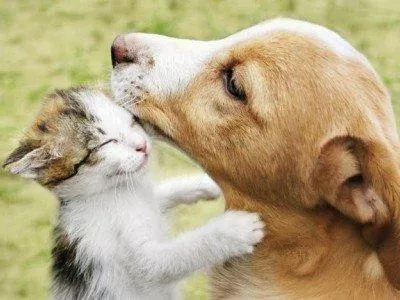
[134,31,400,298]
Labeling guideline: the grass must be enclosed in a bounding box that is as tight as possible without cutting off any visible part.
[1,0,400,299]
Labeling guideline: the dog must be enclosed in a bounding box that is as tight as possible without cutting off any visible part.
[110,18,400,299]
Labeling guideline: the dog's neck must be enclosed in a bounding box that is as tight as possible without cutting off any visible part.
[212,185,398,299]
[222,186,336,277]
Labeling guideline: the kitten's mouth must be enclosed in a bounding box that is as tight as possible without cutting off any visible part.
[134,154,149,172]
[113,170,137,177]
[109,155,149,178]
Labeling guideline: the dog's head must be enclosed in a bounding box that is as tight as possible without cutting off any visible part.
[111,18,400,288]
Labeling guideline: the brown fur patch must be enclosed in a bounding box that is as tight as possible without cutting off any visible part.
[4,87,100,188]
[135,30,400,297]
[52,225,95,297]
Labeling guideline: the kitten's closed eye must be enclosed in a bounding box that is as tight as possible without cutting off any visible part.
[4,86,150,194]
[92,139,118,151]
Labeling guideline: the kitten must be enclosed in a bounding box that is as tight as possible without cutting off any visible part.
[3,87,265,300]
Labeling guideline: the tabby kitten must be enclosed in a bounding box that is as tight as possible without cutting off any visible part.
[3,87,265,300]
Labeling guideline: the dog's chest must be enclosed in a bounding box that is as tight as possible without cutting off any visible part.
[210,258,281,300]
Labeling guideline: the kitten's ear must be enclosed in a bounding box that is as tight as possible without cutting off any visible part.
[312,136,400,289]
[3,143,48,179]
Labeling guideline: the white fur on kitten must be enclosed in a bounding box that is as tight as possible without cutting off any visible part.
[6,89,265,299]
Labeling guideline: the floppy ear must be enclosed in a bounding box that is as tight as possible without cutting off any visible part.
[313,136,400,289]
[3,142,48,179]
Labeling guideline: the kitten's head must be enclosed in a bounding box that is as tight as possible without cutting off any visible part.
[3,87,150,197]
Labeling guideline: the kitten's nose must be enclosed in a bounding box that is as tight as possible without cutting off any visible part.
[135,141,148,154]
[111,35,134,67]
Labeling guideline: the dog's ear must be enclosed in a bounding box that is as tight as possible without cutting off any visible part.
[3,142,47,179]
[313,136,400,289]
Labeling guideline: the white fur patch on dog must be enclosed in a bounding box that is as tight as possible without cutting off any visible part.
[363,252,383,280]
[111,18,372,106]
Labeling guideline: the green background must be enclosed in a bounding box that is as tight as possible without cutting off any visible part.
[1,0,400,299]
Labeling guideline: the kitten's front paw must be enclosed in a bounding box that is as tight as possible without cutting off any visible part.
[211,211,265,256]
[199,175,222,200]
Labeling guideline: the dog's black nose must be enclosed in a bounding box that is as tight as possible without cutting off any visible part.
[111,35,130,67]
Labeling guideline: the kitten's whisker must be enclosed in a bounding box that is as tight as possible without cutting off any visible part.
[128,168,135,195]
[127,163,138,199]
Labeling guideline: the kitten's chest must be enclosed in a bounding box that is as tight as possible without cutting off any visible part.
[117,196,169,239]
[62,189,169,254]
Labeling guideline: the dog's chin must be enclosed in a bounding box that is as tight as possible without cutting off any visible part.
[138,118,176,145]
[123,98,176,145]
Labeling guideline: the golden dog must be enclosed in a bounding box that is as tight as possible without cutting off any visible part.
[110,18,400,299]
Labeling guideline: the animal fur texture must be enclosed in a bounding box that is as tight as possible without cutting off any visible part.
[111,18,400,299]
[3,87,265,299]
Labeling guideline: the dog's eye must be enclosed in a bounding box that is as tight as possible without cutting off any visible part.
[223,69,246,102]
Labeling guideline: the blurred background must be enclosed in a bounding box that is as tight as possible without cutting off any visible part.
[1,0,400,299]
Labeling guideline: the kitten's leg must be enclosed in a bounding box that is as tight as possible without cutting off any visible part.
[155,175,221,210]
[131,211,265,286]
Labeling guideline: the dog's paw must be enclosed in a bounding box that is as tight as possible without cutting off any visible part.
[210,210,265,256]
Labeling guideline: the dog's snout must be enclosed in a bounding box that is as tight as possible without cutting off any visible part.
[111,35,135,67]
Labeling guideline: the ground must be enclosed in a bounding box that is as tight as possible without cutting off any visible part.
[1,0,400,299]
